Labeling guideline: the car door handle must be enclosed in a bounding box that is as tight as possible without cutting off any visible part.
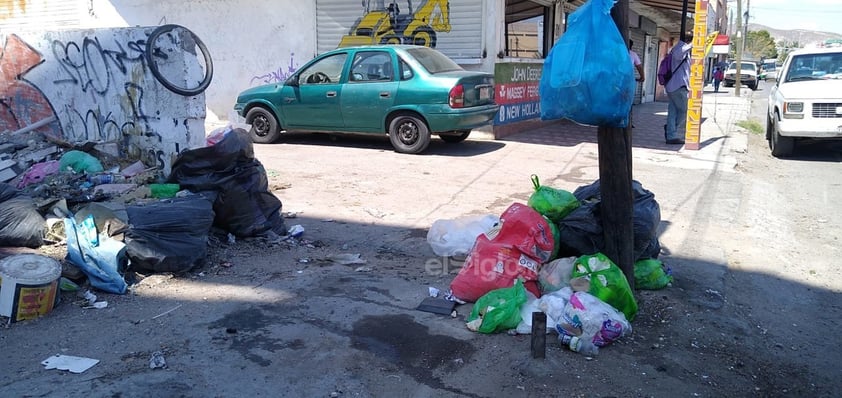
[326,91,337,97]
[380,92,390,98]
[283,97,295,103]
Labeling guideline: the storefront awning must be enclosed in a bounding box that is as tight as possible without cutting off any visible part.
[636,0,696,13]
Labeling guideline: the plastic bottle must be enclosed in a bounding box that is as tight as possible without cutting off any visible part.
[88,174,126,185]
[563,335,599,356]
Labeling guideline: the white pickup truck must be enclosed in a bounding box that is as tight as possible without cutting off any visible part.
[724,61,758,90]
[766,47,842,157]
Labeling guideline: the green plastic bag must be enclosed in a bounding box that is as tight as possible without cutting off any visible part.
[634,259,673,290]
[572,252,638,321]
[466,280,528,334]
[527,175,579,222]
[59,150,104,174]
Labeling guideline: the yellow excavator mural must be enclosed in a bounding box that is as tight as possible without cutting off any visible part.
[339,0,451,48]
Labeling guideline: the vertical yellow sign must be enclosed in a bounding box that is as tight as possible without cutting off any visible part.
[685,0,708,150]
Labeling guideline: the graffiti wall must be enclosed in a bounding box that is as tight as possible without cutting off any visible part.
[0,27,207,173]
[87,0,317,121]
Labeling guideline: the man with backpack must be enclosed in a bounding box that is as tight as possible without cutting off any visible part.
[659,33,693,145]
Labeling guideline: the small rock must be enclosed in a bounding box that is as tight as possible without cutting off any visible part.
[149,351,166,369]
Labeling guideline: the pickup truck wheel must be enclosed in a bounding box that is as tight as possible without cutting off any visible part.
[769,113,794,157]
[765,113,773,141]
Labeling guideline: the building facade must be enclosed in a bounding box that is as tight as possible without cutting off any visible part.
[2,0,725,144]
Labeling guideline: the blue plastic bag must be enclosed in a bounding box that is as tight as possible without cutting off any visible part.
[539,0,635,127]
[64,216,129,294]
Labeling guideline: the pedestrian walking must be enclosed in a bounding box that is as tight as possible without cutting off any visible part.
[629,40,644,128]
[629,40,645,83]
[713,66,724,93]
[664,33,692,145]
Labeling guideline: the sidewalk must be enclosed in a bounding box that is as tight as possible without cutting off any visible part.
[496,86,753,171]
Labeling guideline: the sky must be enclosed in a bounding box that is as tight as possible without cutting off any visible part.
[746,0,842,35]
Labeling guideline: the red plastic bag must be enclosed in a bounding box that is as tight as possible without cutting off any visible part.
[450,203,555,302]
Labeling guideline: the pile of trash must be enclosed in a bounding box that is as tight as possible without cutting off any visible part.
[426,175,673,356]
[0,126,287,297]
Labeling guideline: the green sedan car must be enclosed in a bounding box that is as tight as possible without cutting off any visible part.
[234,45,499,154]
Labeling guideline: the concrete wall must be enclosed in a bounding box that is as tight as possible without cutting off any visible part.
[0,27,206,173]
[85,0,317,122]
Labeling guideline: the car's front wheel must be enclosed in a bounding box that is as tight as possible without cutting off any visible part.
[439,130,471,143]
[246,107,280,144]
[768,112,794,157]
[388,113,431,154]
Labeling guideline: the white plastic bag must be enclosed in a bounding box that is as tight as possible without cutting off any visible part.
[537,287,573,322]
[426,214,499,257]
[514,291,557,335]
[556,291,632,355]
[539,257,576,293]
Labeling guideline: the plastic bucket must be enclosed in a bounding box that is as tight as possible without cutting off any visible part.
[0,254,62,323]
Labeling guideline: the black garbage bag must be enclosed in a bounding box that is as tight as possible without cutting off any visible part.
[554,200,603,259]
[0,183,45,248]
[556,180,661,261]
[123,194,215,273]
[168,128,285,237]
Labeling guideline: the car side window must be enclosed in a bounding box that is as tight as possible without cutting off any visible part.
[348,51,392,82]
[399,59,414,81]
[299,53,347,85]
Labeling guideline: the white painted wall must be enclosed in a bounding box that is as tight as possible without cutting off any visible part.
[83,0,317,122]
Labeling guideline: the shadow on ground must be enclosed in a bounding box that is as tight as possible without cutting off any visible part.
[272,132,507,156]
[0,212,839,398]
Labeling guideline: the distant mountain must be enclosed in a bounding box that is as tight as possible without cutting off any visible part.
[748,23,842,47]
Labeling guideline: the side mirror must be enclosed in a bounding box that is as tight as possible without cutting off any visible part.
[285,75,299,87]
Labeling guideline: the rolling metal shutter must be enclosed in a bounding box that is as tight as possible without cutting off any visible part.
[0,0,82,33]
[315,0,484,60]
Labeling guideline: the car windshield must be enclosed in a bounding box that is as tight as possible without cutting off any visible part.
[784,52,842,82]
[729,62,756,71]
[406,47,463,74]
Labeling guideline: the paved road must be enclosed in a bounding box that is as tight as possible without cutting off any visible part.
[2,85,840,397]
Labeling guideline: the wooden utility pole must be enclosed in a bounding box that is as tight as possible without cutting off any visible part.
[735,0,743,96]
[600,0,635,289]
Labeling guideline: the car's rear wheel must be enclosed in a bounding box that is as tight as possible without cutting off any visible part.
[388,113,431,154]
[246,107,280,144]
[768,112,794,157]
[439,130,471,143]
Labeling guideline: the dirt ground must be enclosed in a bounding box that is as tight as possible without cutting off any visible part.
[1,104,841,397]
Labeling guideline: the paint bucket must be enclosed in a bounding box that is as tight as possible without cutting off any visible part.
[0,254,62,323]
